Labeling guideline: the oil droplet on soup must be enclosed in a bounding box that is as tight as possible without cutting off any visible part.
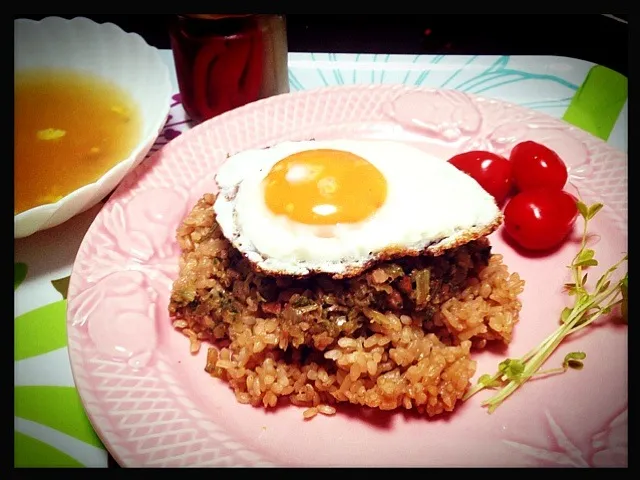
[14,69,142,215]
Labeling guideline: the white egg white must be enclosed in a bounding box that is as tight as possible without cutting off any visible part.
[213,139,502,278]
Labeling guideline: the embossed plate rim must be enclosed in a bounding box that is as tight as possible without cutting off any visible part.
[66,84,627,468]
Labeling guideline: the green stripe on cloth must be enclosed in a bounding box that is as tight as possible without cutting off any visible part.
[562,65,627,141]
[15,431,83,467]
[14,386,105,449]
[14,300,68,361]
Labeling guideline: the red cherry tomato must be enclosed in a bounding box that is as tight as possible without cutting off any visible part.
[447,151,513,204]
[503,189,579,251]
[509,141,568,192]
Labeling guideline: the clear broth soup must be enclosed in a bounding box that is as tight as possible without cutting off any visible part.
[14,69,142,215]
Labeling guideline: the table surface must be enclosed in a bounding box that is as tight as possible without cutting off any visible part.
[13,15,628,468]
[14,14,628,76]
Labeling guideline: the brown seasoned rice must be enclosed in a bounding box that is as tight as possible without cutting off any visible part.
[168,194,525,418]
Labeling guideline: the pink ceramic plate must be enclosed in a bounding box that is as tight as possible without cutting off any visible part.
[67,85,628,467]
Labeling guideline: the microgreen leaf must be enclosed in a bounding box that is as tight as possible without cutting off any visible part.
[563,352,586,370]
[574,249,598,268]
[477,374,501,389]
[597,280,611,293]
[576,201,589,219]
[587,203,604,220]
[566,360,584,370]
[498,359,525,382]
[560,307,573,324]
[574,258,599,268]
[577,249,595,262]
[564,283,578,296]
[577,292,592,307]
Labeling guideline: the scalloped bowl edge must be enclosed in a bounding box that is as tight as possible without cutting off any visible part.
[14,16,173,238]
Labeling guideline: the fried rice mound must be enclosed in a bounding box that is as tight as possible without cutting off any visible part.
[168,194,525,419]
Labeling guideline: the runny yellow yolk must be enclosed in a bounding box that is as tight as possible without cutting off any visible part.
[263,149,388,225]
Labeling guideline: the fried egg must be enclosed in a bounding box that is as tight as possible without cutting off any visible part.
[213,139,502,278]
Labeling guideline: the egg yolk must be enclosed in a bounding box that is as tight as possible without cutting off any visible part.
[263,149,388,225]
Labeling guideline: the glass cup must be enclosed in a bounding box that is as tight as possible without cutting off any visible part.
[169,14,290,124]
